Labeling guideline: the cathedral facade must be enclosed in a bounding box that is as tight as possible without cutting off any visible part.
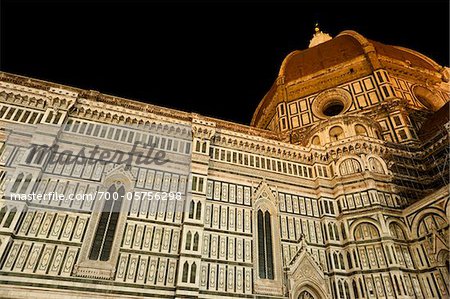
[0,29,448,299]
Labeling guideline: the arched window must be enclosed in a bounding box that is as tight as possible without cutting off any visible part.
[418,214,447,238]
[311,135,321,145]
[89,184,125,261]
[329,126,344,141]
[19,174,32,194]
[257,210,274,279]
[328,223,334,240]
[339,158,362,176]
[188,201,195,219]
[334,224,340,241]
[3,207,16,228]
[386,246,393,264]
[193,232,199,251]
[0,206,6,225]
[359,278,365,298]
[391,245,398,263]
[355,124,368,136]
[190,262,197,283]
[201,142,207,153]
[338,281,344,298]
[339,253,345,270]
[394,275,401,296]
[195,202,202,220]
[347,252,353,269]
[353,279,359,298]
[11,173,23,193]
[354,222,380,241]
[341,223,347,240]
[333,253,339,269]
[389,223,406,240]
[185,231,192,250]
[195,140,201,152]
[344,281,350,299]
[332,281,338,298]
[353,250,359,268]
[182,261,189,283]
[368,157,385,174]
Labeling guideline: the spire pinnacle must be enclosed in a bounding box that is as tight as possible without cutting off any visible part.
[309,22,332,48]
[314,22,320,33]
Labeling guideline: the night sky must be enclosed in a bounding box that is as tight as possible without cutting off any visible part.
[1,0,449,125]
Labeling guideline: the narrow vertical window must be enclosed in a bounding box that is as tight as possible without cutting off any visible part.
[89,184,124,261]
[193,232,199,251]
[0,207,6,224]
[347,252,353,269]
[264,211,274,279]
[19,174,32,194]
[190,262,197,283]
[257,209,274,280]
[195,202,202,220]
[11,173,23,193]
[182,261,189,283]
[185,231,192,250]
[3,207,16,228]
[353,280,359,299]
[189,200,195,218]
[257,210,266,279]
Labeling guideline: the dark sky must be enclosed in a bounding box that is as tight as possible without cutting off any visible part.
[1,0,449,125]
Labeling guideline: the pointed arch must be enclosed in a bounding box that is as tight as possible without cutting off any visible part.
[352,279,359,298]
[89,183,125,261]
[339,253,345,270]
[185,231,192,250]
[188,200,195,219]
[190,262,197,283]
[0,206,6,225]
[193,232,199,251]
[11,173,23,193]
[347,252,353,269]
[195,201,202,220]
[182,261,189,283]
[344,281,350,299]
[19,174,32,193]
[3,207,16,228]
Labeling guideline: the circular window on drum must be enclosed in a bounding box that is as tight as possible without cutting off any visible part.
[312,88,352,119]
[323,100,344,116]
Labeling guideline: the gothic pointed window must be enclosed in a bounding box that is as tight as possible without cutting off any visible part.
[353,280,359,298]
[339,253,345,270]
[89,183,125,261]
[182,261,189,283]
[3,207,16,228]
[188,200,195,219]
[0,207,6,225]
[257,210,274,279]
[195,202,202,219]
[193,232,199,251]
[11,173,23,193]
[190,262,197,283]
[185,231,192,250]
[19,174,32,194]
[347,252,353,269]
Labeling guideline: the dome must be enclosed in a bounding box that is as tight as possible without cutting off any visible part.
[251,30,446,128]
[279,30,441,83]
[280,34,365,82]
